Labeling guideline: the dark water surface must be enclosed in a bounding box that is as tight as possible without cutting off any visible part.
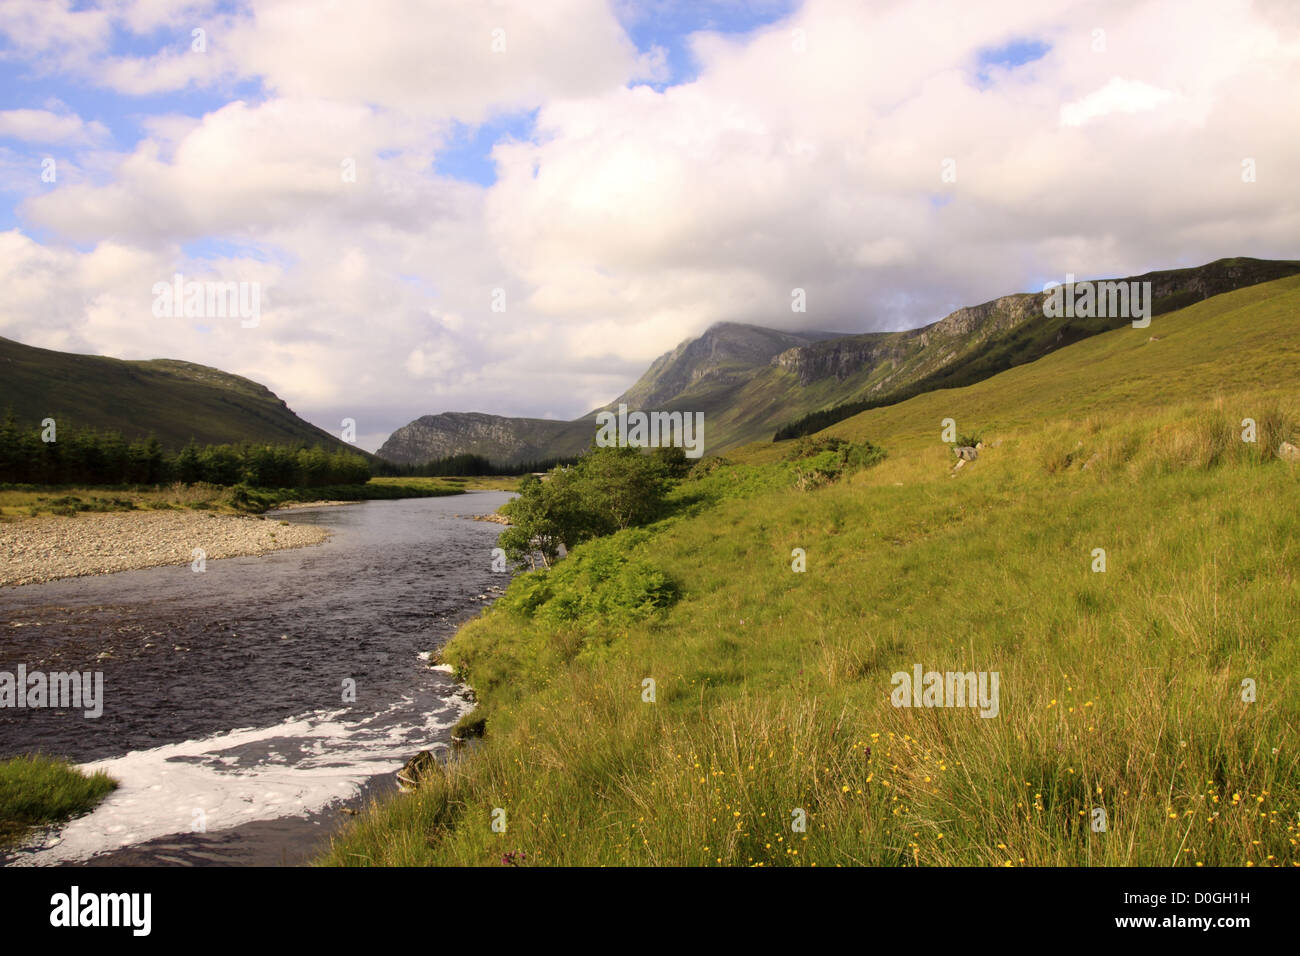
[0,492,513,865]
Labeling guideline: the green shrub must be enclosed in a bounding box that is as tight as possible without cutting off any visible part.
[651,445,692,479]
[785,435,849,461]
[500,530,678,629]
[789,439,886,490]
[228,483,273,512]
[499,447,670,568]
[687,455,733,480]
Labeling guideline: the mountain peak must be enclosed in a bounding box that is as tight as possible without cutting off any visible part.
[613,323,844,411]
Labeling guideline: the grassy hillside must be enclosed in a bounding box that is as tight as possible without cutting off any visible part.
[324,276,1300,867]
[0,336,356,453]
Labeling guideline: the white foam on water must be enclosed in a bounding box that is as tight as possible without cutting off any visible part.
[13,691,474,866]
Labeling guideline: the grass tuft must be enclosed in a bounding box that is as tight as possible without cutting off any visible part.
[0,755,116,846]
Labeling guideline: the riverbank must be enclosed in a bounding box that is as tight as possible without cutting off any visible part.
[0,478,492,521]
[1,491,515,865]
[0,510,330,587]
[264,499,361,511]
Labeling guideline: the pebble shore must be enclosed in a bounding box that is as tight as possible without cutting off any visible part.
[0,510,331,588]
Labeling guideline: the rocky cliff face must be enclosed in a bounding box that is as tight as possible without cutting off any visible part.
[771,335,909,386]
[770,292,1048,387]
[928,293,1041,339]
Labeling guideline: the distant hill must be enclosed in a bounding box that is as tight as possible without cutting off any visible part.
[377,411,581,465]
[0,336,357,453]
[378,257,1300,465]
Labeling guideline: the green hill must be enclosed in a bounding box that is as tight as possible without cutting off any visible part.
[325,274,1300,867]
[0,336,356,453]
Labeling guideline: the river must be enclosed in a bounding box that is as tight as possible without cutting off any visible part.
[0,491,514,866]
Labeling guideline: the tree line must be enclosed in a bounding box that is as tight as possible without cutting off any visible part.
[374,452,582,478]
[0,415,370,487]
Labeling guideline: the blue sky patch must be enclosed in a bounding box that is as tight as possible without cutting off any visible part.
[973,38,1051,88]
[434,110,538,187]
[618,0,801,90]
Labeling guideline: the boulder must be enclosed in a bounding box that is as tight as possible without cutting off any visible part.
[1278,441,1300,462]
[954,446,979,461]
[396,750,439,791]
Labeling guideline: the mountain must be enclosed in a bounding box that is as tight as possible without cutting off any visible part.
[614,323,846,410]
[377,323,844,464]
[767,256,1300,439]
[379,256,1300,465]
[0,335,357,453]
[376,411,582,465]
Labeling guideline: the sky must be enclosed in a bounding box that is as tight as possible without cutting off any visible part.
[1,0,1297,452]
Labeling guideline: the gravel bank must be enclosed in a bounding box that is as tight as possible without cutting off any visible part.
[459,512,510,524]
[263,500,359,511]
[0,511,331,588]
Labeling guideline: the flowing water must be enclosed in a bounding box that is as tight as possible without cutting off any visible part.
[0,491,514,866]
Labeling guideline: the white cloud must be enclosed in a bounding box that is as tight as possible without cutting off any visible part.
[1,0,1298,452]
[851,238,912,268]
[1059,77,1177,127]
[0,108,109,145]
[1,0,639,120]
